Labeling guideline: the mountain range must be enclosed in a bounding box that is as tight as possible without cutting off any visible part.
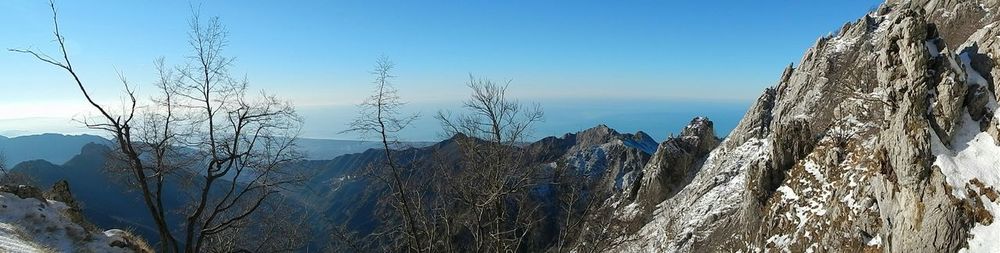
[4,0,1000,252]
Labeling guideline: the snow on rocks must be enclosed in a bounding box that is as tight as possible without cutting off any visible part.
[757,114,883,252]
[776,186,799,201]
[865,234,882,247]
[963,200,1000,252]
[827,35,859,53]
[613,137,771,252]
[927,20,1000,252]
[0,191,145,253]
[933,112,1000,199]
[933,112,1000,253]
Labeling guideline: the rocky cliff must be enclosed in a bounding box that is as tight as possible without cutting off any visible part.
[610,0,1000,252]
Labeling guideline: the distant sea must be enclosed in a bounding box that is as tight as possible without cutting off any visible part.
[297,98,753,142]
[1,99,752,142]
[535,99,750,141]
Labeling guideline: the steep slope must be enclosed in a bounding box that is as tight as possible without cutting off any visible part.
[612,0,1000,252]
[539,118,723,252]
[632,117,720,209]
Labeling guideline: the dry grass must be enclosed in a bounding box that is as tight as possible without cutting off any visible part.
[113,228,155,253]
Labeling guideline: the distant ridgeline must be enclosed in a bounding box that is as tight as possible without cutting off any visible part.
[0,134,109,166]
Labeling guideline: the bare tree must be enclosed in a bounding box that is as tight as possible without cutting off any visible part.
[0,151,7,182]
[0,151,32,186]
[829,52,891,109]
[200,196,312,253]
[342,57,423,252]
[334,74,548,252]
[10,3,304,252]
[439,75,544,146]
[435,75,545,252]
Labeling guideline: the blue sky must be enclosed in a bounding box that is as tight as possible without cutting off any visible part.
[0,1,881,140]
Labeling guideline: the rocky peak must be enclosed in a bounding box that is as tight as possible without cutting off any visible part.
[679,117,712,137]
[540,124,659,158]
[572,124,620,150]
[632,117,721,210]
[677,117,720,156]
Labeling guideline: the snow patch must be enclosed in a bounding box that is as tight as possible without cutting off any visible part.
[959,50,990,87]
[962,200,1000,252]
[933,113,1000,199]
[828,36,858,53]
[866,234,882,246]
[931,88,1000,253]
[766,234,793,251]
[777,186,799,201]
[0,192,134,253]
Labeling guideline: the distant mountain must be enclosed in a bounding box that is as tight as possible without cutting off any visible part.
[289,123,680,249]
[0,133,109,167]
[0,133,428,165]
[10,143,190,244]
[296,137,434,160]
[3,122,708,251]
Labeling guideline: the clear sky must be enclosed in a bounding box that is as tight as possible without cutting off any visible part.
[0,0,882,141]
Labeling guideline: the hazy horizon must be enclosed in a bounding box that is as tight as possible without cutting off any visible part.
[1,1,881,140]
[1,98,749,142]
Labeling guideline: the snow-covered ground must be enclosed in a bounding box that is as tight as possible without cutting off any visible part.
[0,192,138,253]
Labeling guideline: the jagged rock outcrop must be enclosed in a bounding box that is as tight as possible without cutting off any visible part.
[0,184,44,200]
[44,180,92,231]
[634,117,720,209]
[533,124,658,200]
[609,0,1000,252]
[752,118,816,205]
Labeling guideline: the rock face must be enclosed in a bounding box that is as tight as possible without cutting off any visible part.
[606,0,1000,252]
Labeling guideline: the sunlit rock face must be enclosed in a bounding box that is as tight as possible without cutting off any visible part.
[603,0,1000,252]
